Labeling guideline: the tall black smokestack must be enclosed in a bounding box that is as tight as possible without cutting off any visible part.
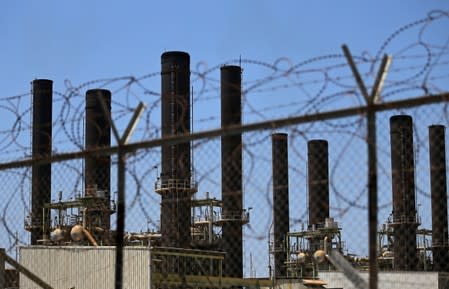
[307,140,329,251]
[221,65,243,278]
[272,133,289,278]
[159,51,192,248]
[85,89,111,233]
[389,115,418,271]
[429,125,449,272]
[31,79,53,244]
[307,140,329,226]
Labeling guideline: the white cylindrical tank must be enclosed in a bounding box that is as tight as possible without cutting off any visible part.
[50,228,65,241]
[297,252,307,264]
[313,250,326,263]
[71,225,84,241]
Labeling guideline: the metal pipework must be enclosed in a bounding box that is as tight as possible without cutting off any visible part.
[159,51,192,248]
[221,65,243,278]
[429,125,449,272]
[389,115,418,271]
[85,89,112,232]
[272,133,289,278]
[31,79,53,244]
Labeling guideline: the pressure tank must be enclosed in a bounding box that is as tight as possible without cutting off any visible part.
[297,252,307,264]
[313,250,326,264]
[50,228,65,241]
[71,225,84,241]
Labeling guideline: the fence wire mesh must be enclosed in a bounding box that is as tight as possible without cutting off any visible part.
[0,9,448,289]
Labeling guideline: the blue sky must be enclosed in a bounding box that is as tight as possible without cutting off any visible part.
[1,1,447,96]
[1,1,449,278]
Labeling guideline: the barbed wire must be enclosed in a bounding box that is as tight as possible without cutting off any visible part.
[0,10,447,259]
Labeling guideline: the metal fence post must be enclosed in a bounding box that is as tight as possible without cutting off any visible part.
[115,147,126,289]
[0,248,5,289]
[343,44,391,289]
[95,90,146,289]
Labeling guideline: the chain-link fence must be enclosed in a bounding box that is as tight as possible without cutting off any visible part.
[0,9,448,289]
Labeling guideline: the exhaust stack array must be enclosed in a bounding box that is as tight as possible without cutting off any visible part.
[429,125,449,272]
[31,79,53,244]
[221,65,243,278]
[84,89,112,237]
[272,133,290,278]
[389,115,418,271]
[24,52,449,283]
[158,51,194,248]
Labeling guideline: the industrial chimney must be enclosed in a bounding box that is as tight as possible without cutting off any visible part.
[307,139,330,251]
[31,79,53,244]
[429,125,449,272]
[157,51,195,248]
[389,115,418,271]
[272,133,290,278]
[84,89,112,239]
[221,65,243,278]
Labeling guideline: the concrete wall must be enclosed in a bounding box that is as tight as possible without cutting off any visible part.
[319,271,449,289]
[20,246,150,289]
[261,279,317,289]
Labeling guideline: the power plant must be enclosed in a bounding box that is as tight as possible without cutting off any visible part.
[13,51,449,289]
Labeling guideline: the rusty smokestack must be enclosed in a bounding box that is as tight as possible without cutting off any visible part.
[221,65,243,278]
[272,133,289,278]
[389,115,418,271]
[307,140,329,227]
[85,89,111,233]
[429,125,449,272]
[307,139,329,251]
[159,51,193,248]
[31,79,53,244]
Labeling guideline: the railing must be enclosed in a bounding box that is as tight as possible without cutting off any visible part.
[220,211,250,223]
[432,240,449,247]
[388,214,421,225]
[154,178,198,193]
[193,210,250,224]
